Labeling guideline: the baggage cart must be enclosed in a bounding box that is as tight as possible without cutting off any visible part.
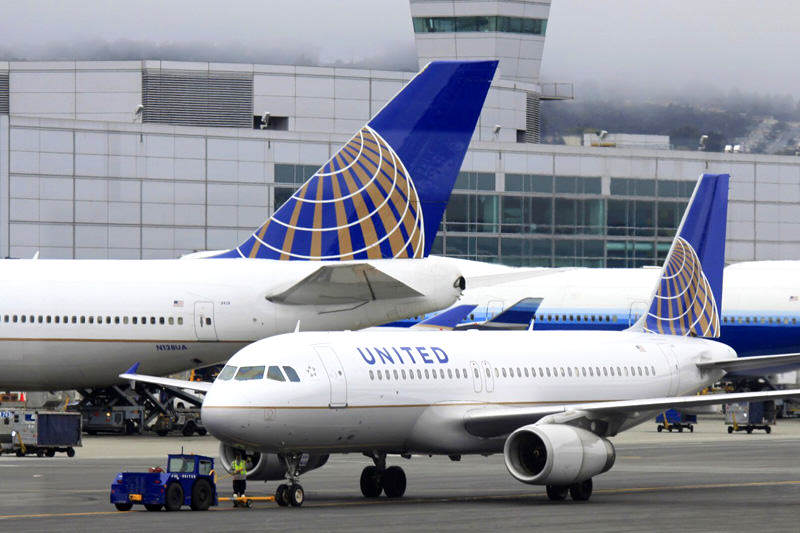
[656,409,696,433]
[725,401,775,434]
[0,409,81,457]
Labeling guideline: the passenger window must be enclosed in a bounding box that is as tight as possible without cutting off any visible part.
[651,366,656,375]
[546,368,551,377]
[567,367,572,377]
[216,365,237,381]
[71,316,77,323]
[150,317,155,324]
[524,368,529,377]
[114,316,119,324]
[54,316,60,324]
[409,369,414,380]
[439,369,445,379]
[402,369,408,379]
[417,369,423,379]
[21,315,26,323]
[369,370,374,380]
[46,316,51,323]
[448,369,453,379]
[638,366,643,376]
[453,369,458,379]
[80,316,85,324]
[123,317,128,324]
[589,367,594,376]
[559,368,565,377]
[462,368,467,378]
[501,368,507,378]
[89,316,94,324]
[235,366,265,381]
[106,316,111,324]
[377,370,383,380]
[424,369,430,379]
[205,317,212,326]
[474,368,480,378]
[394,369,400,380]
[282,366,301,382]
[610,367,615,376]
[495,368,499,377]
[29,315,34,322]
[581,367,587,376]
[178,317,184,325]
[132,317,138,324]
[266,366,285,382]
[159,317,165,325]
[603,367,608,376]
[168,317,174,325]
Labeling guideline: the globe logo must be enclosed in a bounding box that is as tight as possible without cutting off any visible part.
[645,237,720,337]
[245,126,425,260]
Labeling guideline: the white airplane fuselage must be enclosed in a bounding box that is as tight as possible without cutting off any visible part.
[202,329,731,455]
[0,258,461,389]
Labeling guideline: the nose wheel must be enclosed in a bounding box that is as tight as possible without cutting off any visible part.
[275,454,306,507]
[359,453,407,498]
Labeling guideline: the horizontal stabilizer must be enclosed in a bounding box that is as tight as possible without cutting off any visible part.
[412,304,477,330]
[479,297,542,330]
[464,388,800,438]
[697,352,800,374]
[266,263,422,305]
[119,372,213,393]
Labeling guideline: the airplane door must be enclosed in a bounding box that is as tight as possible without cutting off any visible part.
[481,361,494,393]
[657,344,680,396]
[194,302,218,341]
[314,345,348,408]
[469,361,482,393]
[628,300,648,327]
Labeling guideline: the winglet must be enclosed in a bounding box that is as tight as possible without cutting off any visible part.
[632,173,730,337]
[124,362,140,375]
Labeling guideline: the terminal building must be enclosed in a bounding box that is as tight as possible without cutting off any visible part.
[0,0,798,267]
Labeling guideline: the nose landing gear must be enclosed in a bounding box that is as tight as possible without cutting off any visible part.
[275,453,305,507]
[359,452,407,499]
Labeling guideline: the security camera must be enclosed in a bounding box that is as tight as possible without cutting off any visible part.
[260,112,270,130]
[493,124,501,135]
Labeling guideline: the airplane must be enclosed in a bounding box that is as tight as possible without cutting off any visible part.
[0,60,499,390]
[387,259,800,361]
[125,172,800,506]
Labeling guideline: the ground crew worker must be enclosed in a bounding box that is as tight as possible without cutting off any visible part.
[232,453,247,499]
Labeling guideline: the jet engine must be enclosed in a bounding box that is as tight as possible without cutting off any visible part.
[503,424,615,486]
[218,443,328,481]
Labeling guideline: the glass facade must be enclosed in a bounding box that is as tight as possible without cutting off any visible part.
[412,16,547,35]
[273,164,690,268]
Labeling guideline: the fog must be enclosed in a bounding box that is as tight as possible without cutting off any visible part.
[541,0,800,99]
[0,0,418,70]
[1,0,798,98]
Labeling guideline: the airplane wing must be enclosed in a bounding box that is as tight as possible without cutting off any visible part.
[120,363,213,393]
[464,388,800,438]
[697,352,800,374]
[266,263,423,305]
[465,267,574,290]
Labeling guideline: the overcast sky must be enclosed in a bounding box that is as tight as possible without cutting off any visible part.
[1,0,798,96]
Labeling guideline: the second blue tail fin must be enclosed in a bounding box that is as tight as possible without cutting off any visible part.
[633,173,730,337]
[215,60,498,260]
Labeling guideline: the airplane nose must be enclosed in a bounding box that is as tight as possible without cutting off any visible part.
[201,404,241,443]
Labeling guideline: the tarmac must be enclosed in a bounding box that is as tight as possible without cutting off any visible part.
[2,415,800,533]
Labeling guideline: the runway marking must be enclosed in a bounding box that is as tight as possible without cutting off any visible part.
[0,480,798,519]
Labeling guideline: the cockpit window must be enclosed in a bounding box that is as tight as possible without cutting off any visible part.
[267,366,286,382]
[216,365,237,381]
[283,366,300,382]
[235,366,265,381]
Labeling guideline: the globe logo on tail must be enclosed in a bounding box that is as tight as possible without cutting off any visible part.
[241,126,424,260]
[645,237,720,337]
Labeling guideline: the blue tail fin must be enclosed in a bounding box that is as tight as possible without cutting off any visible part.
[412,305,477,330]
[633,173,730,337]
[215,60,498,260]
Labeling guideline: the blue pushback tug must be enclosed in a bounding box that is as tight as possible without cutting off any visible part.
[110,454,218,512]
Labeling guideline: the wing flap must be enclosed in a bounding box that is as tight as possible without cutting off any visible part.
[697,352,800,374]
[266,263,423,305]
[464,388,800,438]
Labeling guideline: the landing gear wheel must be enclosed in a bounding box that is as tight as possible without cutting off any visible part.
[382,466,406,498]
[164,482,184,512]
[275,484,290,507]
[569,479,593,501]
[190,479,212,511]
[145,504,162,512]
[360,466,382,498]
[728,426,734,434]
[289,484,304,507]
[114,502,133,511]
[546,484,568,501]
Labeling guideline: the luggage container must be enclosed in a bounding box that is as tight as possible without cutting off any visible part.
[725,401,775,434]
[0,409,81,456]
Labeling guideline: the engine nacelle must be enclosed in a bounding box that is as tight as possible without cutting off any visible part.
[503,424,615,486]
[218,443,328,481]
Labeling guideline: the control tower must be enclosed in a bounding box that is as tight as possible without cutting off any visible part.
[409,0,570,142]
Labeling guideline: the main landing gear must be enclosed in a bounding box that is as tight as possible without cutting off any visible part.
[360,453,407,499]
[546,479,593,502]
